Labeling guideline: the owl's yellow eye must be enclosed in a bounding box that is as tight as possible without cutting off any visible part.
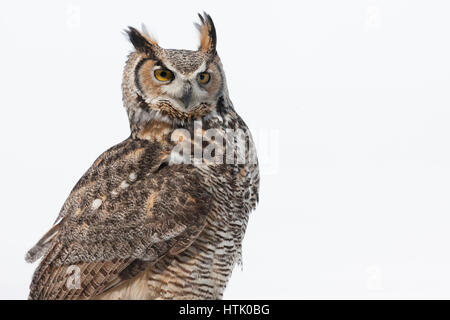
[154,69,173,82]
[198,72,210,84]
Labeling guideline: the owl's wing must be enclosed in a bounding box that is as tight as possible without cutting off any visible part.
[26,138,212,300]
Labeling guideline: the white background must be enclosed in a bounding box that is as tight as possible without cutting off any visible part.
[1,0,450,299]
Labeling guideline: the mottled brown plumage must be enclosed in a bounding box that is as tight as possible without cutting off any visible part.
[26,13,259,300]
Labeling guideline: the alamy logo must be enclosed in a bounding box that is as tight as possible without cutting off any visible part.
[169,121,258,165]
[66,265,81,290]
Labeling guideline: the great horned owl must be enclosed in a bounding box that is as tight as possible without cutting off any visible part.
[25,13,259,300]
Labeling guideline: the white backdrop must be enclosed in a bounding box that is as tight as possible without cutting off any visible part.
[1,0,450,299]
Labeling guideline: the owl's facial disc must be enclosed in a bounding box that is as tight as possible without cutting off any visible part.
[135,58,222,114]
[156,64,216,111]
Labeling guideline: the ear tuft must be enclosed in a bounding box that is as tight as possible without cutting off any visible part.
[196,12,217,54]
[125,26,158,55]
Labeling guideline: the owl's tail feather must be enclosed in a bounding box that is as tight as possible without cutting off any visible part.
[25,223,60,263]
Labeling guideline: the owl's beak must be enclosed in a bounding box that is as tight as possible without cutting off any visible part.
[181,82,192,109]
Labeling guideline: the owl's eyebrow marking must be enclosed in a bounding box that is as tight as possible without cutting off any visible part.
[193,61,211,75]
[201,64,211,73]
[154,60,172,71]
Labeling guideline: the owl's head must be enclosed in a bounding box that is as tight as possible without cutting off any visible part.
[123,13,229,132]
